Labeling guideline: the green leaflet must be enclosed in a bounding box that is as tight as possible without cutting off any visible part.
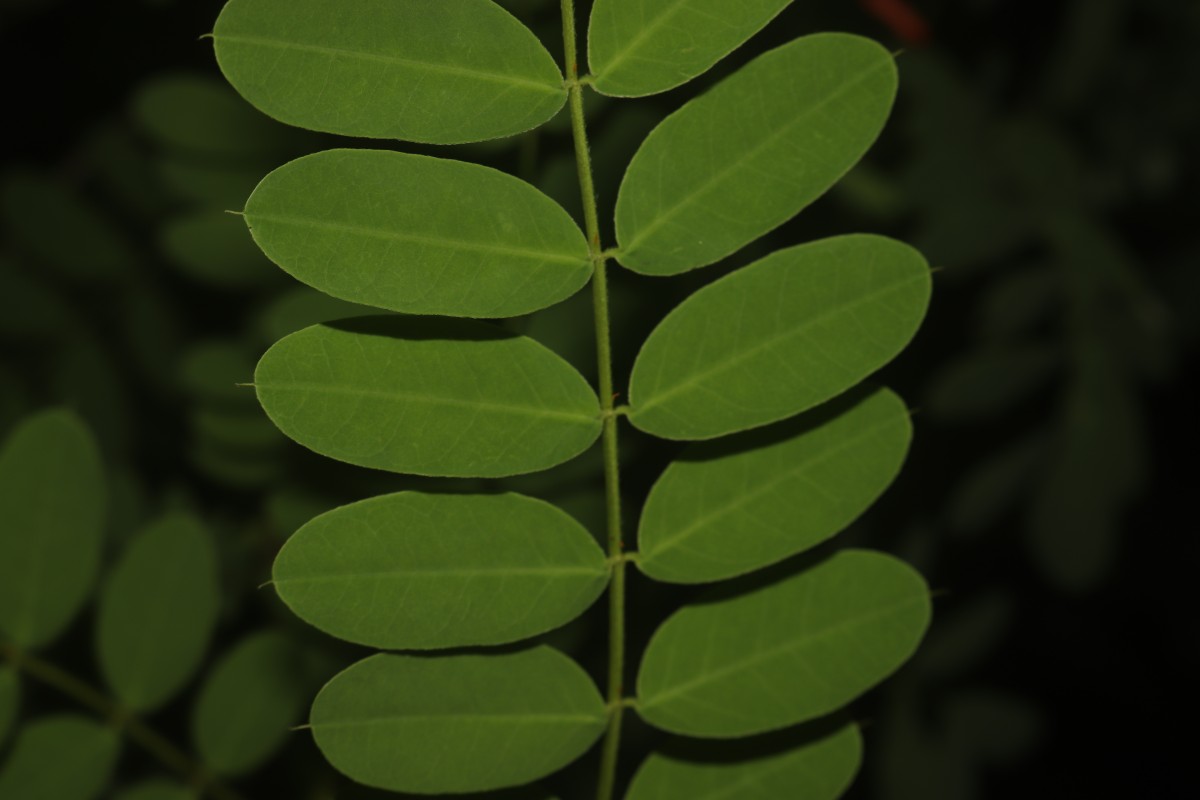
[614,34,897,275]
[310,647,606,793]
[628,236,931,440]
[0,410,106,649]
[0,715,120,800]
[212,0,567,143]
[244,149,592,317]
[161,210,280,290]
[0,667,17,748]
[192,631,307,776]
[625,723,862,800]
[589,0,792,97]
[638,388,912,583]
[254,317,602,478]
[96,514,220,713]
[637,550,930,737]
[112,779,194,800]
[274,492,609,649]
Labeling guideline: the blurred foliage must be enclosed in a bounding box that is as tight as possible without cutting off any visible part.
[0,0,1195,798]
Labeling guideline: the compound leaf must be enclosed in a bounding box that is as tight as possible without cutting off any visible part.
[0,715,120,800]
[637,550,930,737]
[255,317,602,478]
[273,492,609,649]
[244,149,592,317]
[638,388,911,583]
[626,722,861,800]
[97,513,220,713]
[213,0,567,143]
[615,34,897,275]
[589,0,792,97]
[628,236,930,440]
[192,631,307,776]
[0,410,106,649]
[310,647,606,793]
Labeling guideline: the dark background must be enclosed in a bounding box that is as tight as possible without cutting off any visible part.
[0,0,1196,798]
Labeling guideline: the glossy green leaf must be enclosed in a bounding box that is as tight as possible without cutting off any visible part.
[212,0,567,143]
[639,388,911,583]
[589,0,792,97]
[161,211,280,289]
[0,667,17,749]
[628,236,931,440]
[615,34,897,275]
[0,410,106,649]
[310,647,606,793]
[192,631,307,776]
[97,513,220,712]
[255,317,602,477]
[274,492,609,649]
[132,73,303,158]
[244,149,591,317]
[637,550,930,737]
[112,779,194,800]
[626,722,861,800]
[0,715,120,800]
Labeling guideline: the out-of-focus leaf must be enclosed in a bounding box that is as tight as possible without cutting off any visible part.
[916,593,1013,679]
[310,647,606,793]
[637,550,930,737]
[628,236,930,440]
[589,0,793,97]
[0,667,17,749]
[244,149,591,317]
[976,266,1060,341]
[0,171,134,282]
[97,514,220,712]
[161,211,280,289]
[112,778,194,800]
[639,388,911,583]
[132,73,306,158]
[946,436,1045,537]
[213,0,567,143]
[0,259,76,339]
[192,407,283,452]
[942,690,1044,764]
[0,410,106,649]
[156,156,264,208]
[178,341,256,407]
[51,340,132,458]
[274,492,608,648]
[0,715,120,800]
[926,344,1059,422]
[626,722,861,800]
[254,317,602,477]
[615,34,897,275]
[192,631,307,776]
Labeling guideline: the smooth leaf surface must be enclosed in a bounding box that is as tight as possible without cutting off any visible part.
[213,0,567,143]
[615,34,897,274]
[310,647,606,793]
[637,550,930,737]
[589,0,792,97]
[275,492,608,649]
[0,410,106,649]
[0,667,17,748]
[97,513,220,712]
[625,722,861,800]
[244,149,591,317]
[628,236,931,439]
[192,631,307,776]
[0,715,120,800]
[255,317,602,477]
[639,388,911,583]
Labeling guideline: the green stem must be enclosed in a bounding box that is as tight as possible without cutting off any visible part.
[559,3,625,799]
[0,642,247,800]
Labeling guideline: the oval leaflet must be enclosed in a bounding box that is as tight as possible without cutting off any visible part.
[273,492,610,649]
